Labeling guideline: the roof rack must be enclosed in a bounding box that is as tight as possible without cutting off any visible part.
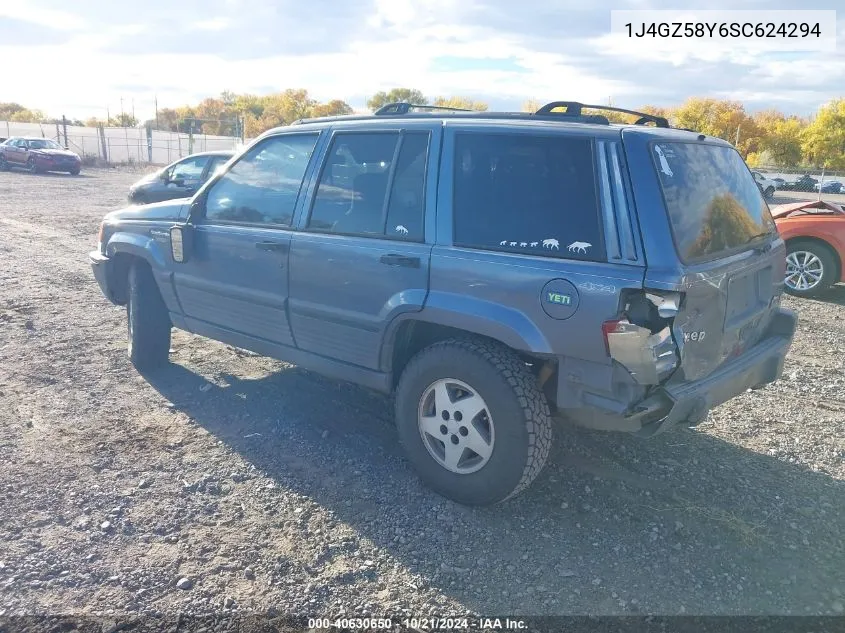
[534,101,670,128]
[374,102,473,115]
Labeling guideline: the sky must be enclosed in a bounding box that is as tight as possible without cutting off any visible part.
[0,0,842,122]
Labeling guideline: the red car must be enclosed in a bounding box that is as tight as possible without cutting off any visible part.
[772,199,845,297]
[0,136,81,175]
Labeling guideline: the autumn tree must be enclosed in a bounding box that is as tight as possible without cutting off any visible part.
[673,98,759,156]
[521,98,541,113]
[802,98,845,170]
[366,88,428,111]
[433,96,488,111]
[310,100,354,117]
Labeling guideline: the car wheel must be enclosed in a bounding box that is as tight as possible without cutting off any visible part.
[394,337,553,506]
[765,186,775,199]
[69,168,80,176]
[0,155,8,171]
[127,261,172,371]
[27,157,39,174]
[784,241,837,298]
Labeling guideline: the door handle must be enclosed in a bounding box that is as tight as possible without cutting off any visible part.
[380,254,420,268]
[255,241,289,253]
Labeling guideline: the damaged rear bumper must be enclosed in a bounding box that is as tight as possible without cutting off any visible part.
[559,308,797,436]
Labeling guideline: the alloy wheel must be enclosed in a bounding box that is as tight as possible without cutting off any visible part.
[417,378,495,475]
[785,250,824,292]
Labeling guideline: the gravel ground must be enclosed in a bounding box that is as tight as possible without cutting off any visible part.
[0,167,844,620]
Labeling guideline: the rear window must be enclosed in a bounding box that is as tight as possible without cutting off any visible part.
[651,142,776,263]
[453,132,605,261]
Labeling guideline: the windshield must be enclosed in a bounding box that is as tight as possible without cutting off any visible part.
[28,139,62,150]
[652,142,776,263]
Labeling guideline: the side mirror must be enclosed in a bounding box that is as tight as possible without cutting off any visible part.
[160,171,170,183]
[169,224,193,263]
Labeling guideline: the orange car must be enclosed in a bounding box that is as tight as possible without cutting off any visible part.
[772,200,845,297]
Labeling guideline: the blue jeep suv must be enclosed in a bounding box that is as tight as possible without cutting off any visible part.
[90,101,797,506]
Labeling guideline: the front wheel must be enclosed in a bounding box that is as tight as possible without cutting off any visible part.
[784,241,837,297]
[394,338,553,506]
[127,262,172,371]
[69,167,80,176]
[27,157,39,174]
[764,186,775,199]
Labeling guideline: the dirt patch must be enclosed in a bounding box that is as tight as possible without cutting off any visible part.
[0,168,843,618]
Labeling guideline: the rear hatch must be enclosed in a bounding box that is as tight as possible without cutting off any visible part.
[633,137,785,382]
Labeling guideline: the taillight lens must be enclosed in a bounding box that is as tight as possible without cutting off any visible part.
[601,319,625,355]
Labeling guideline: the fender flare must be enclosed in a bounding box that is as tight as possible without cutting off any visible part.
[379,291,553,371]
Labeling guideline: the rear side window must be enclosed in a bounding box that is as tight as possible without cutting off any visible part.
[452,132,604,261]
[651,142,776,263]
[308,131,429,241]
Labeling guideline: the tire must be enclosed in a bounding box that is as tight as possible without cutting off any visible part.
[764,186,775,199]
[127,261,172,371]
[0,155,8,171]
[394,337,553,506]
[69,168,80,176]
[784,240,838,298]
[27,157,39,174]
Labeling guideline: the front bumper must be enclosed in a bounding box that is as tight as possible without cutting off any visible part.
[90,250,118,304]
[559,308,798,436]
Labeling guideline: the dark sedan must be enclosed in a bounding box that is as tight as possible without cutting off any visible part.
[0,136,82,175]
[128,150,235,204]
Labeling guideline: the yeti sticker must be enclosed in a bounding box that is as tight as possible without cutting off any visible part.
[530,242,539,247]
[519,242,528,247]
[542,238,560,250]
[654,145,673,178]
[499,240,508,246]
[395,225,409,235]
[567,241,591,254]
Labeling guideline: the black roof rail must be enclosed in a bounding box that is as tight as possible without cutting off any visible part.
[374,102,473,115]
[535,101,670,128]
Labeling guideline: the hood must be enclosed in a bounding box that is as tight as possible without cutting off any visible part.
[105,199,189,223]
[32,148,79,158]
[770,200,844,219]
[132,170,163,187]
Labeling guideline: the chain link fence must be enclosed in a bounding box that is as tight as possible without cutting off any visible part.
[0,120,245,168]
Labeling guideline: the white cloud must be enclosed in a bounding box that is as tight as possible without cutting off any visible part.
[0,0,841,121]
[0,3,86,31]
[192,17,231,32]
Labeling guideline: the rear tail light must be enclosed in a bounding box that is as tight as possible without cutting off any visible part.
[601,319,626,355]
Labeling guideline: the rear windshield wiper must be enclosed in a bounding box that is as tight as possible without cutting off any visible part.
[742,231,774,252]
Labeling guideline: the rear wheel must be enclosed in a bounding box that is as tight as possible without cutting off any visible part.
[784,240,837,297]
[127,261,172,371]
[0,154,8,171]
[394,337,553,506]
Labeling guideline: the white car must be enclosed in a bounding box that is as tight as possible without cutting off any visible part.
[751,171,778,199]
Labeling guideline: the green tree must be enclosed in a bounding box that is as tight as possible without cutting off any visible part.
[802,98,845,169]
[432,96,488,111]
[366,88,428,111]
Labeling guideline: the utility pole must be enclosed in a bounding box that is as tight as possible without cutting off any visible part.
[131,99,135,125]
[735,124,741,147]
[120,97,124,127]
[155,95,159,130]
[106,107,110,126]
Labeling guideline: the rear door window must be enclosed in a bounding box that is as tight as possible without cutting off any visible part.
[651,142,776,263]
[452,132,604,261]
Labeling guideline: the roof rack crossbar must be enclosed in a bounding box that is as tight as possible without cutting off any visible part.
[534,101,670,128]
[374,102,473,115]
